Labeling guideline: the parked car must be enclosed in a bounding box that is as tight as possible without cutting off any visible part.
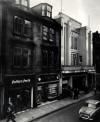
[79,99,100,121]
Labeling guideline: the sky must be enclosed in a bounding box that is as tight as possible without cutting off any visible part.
[30,0,100,32]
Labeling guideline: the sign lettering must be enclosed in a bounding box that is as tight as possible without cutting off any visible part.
[12,79,30,84]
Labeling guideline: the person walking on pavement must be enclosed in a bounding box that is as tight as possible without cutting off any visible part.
[73,88,76,99]
[73,88,79,99]
[76,88,79,99]
[94,87,96,95]
[6,97,16,122]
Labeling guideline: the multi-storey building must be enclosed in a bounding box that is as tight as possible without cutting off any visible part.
[55,13,95,97]
[0,0,61,118]
[31,3,61,104]
[93,31,100,89]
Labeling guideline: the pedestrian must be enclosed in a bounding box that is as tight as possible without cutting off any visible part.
[73,88,76,99]
[6,97,16,122]
[76,88,79,99]
[94,87,96,95]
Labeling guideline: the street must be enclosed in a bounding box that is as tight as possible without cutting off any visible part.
[32,94,100,122]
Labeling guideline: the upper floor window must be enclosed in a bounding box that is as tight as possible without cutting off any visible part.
[79,55,82,65]
[42,4,52,17]
[49,28,55,42]
[42,26,48,40]
[42,48,58,67]
[23,48,31,67]
[42,25,55,43]
[14,16,23,34]
[24,20,32,36]
[13,47,31,68]
[71,53,78,66]
[13,47,22,67]
[47,5,52,17]
[13,16,32,38]
[42,49,48,66]
[15,0,29,7]
[71,36,78,50]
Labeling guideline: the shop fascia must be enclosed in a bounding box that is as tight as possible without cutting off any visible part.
[12,79,30,85]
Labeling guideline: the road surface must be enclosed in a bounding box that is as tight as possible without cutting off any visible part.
[32,94,100,122]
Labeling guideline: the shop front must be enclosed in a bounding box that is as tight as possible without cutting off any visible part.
[62,72,89,98]
[62,75,73,98]
[4,75,34,113]
[37,80,59,105]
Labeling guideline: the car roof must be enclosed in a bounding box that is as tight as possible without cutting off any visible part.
[86,100,100,105]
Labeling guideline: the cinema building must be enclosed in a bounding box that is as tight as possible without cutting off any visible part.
[55,13,95,97]
[0,0,61,118]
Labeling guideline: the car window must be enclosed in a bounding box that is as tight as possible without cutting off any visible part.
[88,103,96,109]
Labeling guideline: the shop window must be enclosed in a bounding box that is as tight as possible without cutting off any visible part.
[48,84,58,99]
[24,20,32,37]
[13,16,23,35]
[13,47,31,68]
[42,26,48,41]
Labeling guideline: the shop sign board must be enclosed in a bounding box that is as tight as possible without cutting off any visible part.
[12,79,30,85]
[4,75,33,87]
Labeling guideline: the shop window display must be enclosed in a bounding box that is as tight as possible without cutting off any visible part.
[8,88,31,112]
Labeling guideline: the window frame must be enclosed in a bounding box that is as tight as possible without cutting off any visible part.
[13,46,31,68]
[46,5,52,18]
[13,16,23,35]
[23,20,32,37]
[42,25,48,41]
[49,28,55,42]
[71,53,78,66]
[13,16,32,38]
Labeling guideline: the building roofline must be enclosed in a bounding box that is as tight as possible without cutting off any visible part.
[55,12,82,26]
[3,1,61,29]
[31,3,52,9]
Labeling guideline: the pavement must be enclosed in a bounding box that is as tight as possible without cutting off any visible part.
[0,91,96,122]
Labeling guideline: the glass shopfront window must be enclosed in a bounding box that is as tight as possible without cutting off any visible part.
[37,86,43,105]
[8,88,31,112]
[47,84,58,100]
[5,76,33,113]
